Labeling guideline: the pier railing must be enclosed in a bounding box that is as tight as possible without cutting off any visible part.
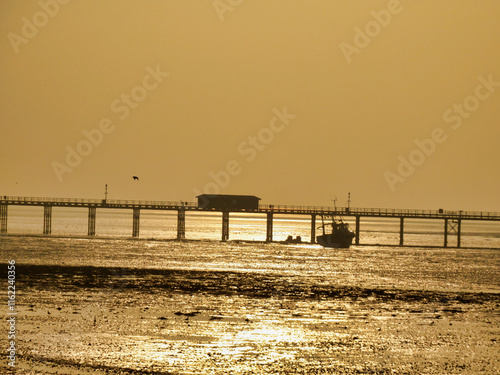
[258,205,500,220]
[0,196,198,208]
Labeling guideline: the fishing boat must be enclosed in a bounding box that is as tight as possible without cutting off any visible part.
[317,215,355,248]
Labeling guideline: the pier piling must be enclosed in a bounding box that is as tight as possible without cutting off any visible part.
[266,212,273,242]
[444,219,448,247]
[177,209,186,240]
[310,214,316,244]
[132,208,140,237]
[43,206,52,235]
[444,218,462,248]
[0,204,7,234]
[355,216,360,245]
[88,207,96,236]
[399,217,404,246]
[222,211,229,241]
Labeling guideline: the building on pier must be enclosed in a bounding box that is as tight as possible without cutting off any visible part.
[196,194,260,210]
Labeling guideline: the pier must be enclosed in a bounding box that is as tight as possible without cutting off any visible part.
[1,196,500,248]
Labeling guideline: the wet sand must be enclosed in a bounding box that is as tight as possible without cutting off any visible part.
[1,237,499,374]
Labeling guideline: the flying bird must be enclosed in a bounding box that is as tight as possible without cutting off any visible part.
[132,176,139,181]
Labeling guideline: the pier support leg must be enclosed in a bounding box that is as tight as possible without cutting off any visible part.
[88,207,96,236]
[355,216,360,245]
[132,208,140,237]
[266,212,273,243]
[43,206,52,235]
[177,209,186,240]
[0,204,7,234]
[399,217,404,246]
[310,214,316,244]
[444,219,448,248]
[222,211,229,242]
[445,219,462,248]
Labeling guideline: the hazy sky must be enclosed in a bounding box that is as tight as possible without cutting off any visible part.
[1,0,499,211]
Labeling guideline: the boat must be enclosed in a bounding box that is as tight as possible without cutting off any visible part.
[284,235,302,244]
[317,215,355,248]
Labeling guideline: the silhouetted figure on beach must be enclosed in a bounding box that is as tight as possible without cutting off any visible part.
[132,176,139,181]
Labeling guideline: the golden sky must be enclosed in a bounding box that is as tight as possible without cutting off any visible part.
[1,0,499,211]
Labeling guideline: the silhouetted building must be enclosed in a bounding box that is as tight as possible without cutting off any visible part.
[196,194,260,210]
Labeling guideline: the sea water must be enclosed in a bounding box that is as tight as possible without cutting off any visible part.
[1,207,499,374]
[4,205,500,247]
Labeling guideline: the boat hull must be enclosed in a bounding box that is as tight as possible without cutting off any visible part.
[317,233,354,248]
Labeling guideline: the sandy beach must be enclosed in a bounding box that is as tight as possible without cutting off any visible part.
[1,236,499,374]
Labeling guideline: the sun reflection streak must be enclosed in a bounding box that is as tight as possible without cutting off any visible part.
[233,326,303,343]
